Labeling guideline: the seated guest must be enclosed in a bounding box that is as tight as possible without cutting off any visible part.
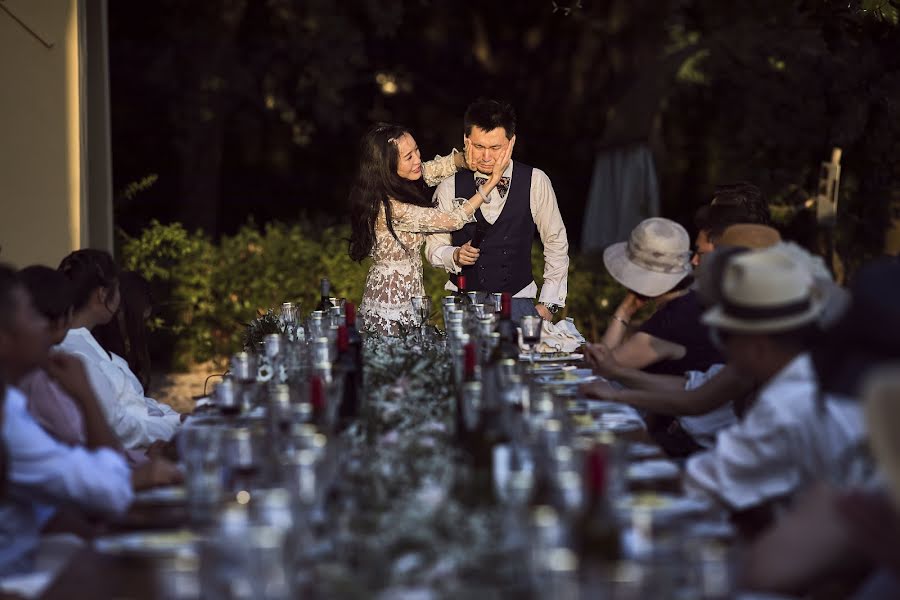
[684,248,868,536]
[17,266,147,465]
[601,217,722,376]
[0,265,179,575]
[93,270,153,391]
[691,181,772,267]
[57,250,182,450]
[582,225,784,453]
[739,258,900,596]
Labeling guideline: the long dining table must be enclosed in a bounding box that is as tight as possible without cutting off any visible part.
[39,337,730,599]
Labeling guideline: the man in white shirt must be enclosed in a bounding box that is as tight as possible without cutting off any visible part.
[425,99,569,322]
[684,248,868,534]
[0,265,131,574]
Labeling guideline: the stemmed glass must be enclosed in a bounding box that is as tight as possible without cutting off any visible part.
[520,315,542,365]
[410,295,432,342]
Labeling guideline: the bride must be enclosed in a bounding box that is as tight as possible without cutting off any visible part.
[349,123,514,335]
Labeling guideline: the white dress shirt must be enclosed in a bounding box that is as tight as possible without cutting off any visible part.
[685,353,869,512]
[0,386,132,575]
[424,161,570,306]
[58,328,181,449]
[677,364,738,449]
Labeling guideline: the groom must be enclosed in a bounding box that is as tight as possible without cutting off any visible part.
[426,99,569,322]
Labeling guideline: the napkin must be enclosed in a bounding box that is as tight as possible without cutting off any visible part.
[521,318,586,354]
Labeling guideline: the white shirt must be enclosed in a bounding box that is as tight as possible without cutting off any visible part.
[685,353,868,512]
[425,161,570,306]
[0,386,132,575]
[58,328,181,449]
[677,364,738,449]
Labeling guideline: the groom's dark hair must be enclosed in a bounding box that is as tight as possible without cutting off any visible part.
[464,99,516,139]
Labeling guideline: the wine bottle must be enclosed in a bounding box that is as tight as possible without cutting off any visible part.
[317,277,333,312]
[574,445,622,572]
[499,291,512,321]
[336,325,360,427]
[456,274,468,302]
[343,301,364,414]
[309,374,327,430]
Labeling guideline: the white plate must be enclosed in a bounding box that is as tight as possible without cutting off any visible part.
[596,412,645,433]
[519,352,583,363]
[627,459,681,481]
[94,530,198,558]
[536,369,598,386]
[627,442,662,459]
[615,493,711,522]
[568,399,634,416]
[133,485,187,505]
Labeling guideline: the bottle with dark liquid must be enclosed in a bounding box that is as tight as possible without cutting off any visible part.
[336,325,360,428]
[455,342,480,446]
[308,374,327,432]
[456,274,469,311]
[317,277,333,312]
[574,445,622,579]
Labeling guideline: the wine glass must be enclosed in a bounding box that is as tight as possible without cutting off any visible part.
[490,292,504,315]
[410,295,432,342]
[520,315,542,365]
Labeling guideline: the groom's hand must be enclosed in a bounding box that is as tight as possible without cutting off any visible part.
[454,241,480,266]
[536,304,553,321]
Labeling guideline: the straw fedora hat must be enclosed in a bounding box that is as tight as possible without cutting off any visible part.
[717,224,781,249]
[701,247,824,333]
[603,218,692,297]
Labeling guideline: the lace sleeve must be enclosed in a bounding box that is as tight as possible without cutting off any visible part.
[390,199,472,233]
[423,150,460,187]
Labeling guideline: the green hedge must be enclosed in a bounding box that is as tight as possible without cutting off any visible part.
[121,220,626,370]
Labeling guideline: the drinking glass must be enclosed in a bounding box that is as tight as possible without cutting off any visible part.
[410,295,432,342]
[279,302,297,327]
[520,315,543,364]
[491,292,504,315]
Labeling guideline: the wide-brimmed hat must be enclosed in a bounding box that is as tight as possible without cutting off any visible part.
[717,224,782,249]
[603,218,692,297]
[702,247,824,333]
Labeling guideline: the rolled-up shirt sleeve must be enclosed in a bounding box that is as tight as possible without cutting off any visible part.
[530,169,569,306]
[4,389,133,516]
[684,397,799,511]
[80,356,178,449]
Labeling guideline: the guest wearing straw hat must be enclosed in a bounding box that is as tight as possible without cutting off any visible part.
[582,224,783,455]
[737,257,900,597]
[685,247,868,535]
[600,217,723,376]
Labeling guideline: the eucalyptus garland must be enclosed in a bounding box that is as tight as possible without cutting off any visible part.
[322,332,528,596]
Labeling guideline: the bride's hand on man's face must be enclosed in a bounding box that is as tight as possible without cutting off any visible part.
[489,135,516,185]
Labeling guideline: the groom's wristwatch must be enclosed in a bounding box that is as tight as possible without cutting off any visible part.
[543,303,562,315]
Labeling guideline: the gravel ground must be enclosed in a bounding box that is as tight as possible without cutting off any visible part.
[148,361,227,414]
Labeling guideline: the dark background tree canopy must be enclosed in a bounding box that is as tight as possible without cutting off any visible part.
[109,0,900,262]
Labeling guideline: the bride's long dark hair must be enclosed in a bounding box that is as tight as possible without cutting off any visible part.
[348,123,434,262]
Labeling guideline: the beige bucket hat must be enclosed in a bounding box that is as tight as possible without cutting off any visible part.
[603,218,693,297]
[701,247,824,333]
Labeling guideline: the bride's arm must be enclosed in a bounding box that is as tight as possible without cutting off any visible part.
[389,198,482,233]
[422,149,468,188]
[393,137,516,233]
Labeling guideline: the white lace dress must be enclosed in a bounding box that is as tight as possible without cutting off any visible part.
[360,153,470,336]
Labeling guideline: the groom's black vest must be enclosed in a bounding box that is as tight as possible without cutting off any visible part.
[450,163,535,293]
